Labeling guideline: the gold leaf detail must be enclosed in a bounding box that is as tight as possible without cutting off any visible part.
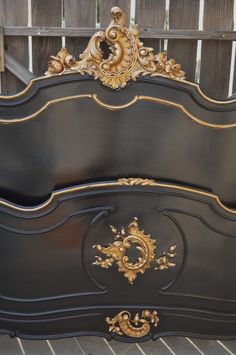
[45,7,186,88]
[118,178,157,186]
[93,217,177,284]
[106,310,159,337]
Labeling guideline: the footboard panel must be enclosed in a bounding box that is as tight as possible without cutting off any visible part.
[0,181,236,340]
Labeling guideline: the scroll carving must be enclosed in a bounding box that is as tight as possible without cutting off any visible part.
[106,310,159,338]
[93,217,177,284]
[46,7,186,89]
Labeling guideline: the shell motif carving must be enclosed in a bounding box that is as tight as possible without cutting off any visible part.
[106,310,159,338]
[46,7,186,89]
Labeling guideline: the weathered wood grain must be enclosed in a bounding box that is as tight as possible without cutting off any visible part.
[32,0,62,76]
[4,53,35,84]
[168,0,199,82]
[200,0,234,99]
[3,27,236,40]
[0,0,28,94]
[64,0,96,57]
[100,0,131,27]
[0,26,4,72]
[135,0,165,53]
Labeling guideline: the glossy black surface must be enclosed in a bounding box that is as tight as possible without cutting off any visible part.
[0,75,236,205]
[0,184,236,340]
[0,75,236,341]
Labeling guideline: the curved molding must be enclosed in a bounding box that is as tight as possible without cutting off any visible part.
[0,93,236,127]
[1,306,236,341]
[0,71,236,105]
[0,178,235,217]
[82,210,111,291]
[0,206,111,235]
[159,212,188,292]
[92,94,139,110]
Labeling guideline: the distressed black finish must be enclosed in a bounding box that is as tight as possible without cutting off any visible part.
[0,75,236,341]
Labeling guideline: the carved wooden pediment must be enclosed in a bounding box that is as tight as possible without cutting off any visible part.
[45,6,185,89]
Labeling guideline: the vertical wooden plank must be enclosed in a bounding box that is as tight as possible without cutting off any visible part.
[100,0,131,27]
[168,0,199,82]
[200,0,234,99]
[32,0,62,76]
[64,0,96,57]
[0,0,28,94]
[135,0,165,53]
[0,26,4,72]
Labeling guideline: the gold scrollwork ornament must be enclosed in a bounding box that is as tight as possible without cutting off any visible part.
[93,217,177,284]
[106,310,159,338]
[46,7,185,88]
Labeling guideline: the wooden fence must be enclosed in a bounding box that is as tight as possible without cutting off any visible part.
[0,0,236,99]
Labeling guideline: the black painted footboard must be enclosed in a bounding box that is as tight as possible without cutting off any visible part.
[0,179,236,341]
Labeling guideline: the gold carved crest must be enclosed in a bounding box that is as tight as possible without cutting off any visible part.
[46,7,185,89]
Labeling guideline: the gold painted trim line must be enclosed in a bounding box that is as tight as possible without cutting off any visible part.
[92,94,139,110]
[0,93,236,128]
[0,177,235,215]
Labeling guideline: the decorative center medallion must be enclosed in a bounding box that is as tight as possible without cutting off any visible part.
[46,7,185,88]
[93,217,177,284]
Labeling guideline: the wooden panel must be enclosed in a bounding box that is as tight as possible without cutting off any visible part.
[32,0,62,76]
[200,0,234,99]
[64,0,96,57]
[168,0,199,82]
[135,0,165,53]
[0,0,28,94]
[100,0,131,27]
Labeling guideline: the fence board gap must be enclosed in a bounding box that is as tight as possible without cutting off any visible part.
[32,0,62,77]
[200,0,234,99]
[64,0,96,59]
[168,0,199,83]
[135,0,165,54]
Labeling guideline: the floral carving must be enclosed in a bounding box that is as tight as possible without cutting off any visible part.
[93,217,177,284]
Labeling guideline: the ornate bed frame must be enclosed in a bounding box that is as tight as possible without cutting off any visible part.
[0,7,236,341]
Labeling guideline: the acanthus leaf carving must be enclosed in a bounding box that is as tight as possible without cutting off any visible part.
[46,7,186,89]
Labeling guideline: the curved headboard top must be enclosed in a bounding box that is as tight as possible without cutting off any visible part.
[0,7,236,207]
[0,6,235,106]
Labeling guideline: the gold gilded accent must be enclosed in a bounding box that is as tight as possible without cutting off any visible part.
[1,93,236,129]
[93,217,177,284]
[45,7,185,88]
[106,310,159,337]
[0,179,236,215]
[118,177,156,186]
[1,178,236,215]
